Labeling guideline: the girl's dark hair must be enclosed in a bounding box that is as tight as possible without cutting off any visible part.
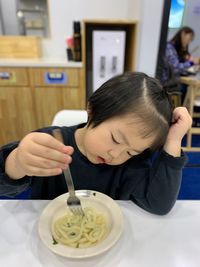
[170,26,194,62]
[87,72,173,151]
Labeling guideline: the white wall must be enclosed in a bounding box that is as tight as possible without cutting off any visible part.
[43,0,140,58]
[185,0,200,56]
[0,13,3,35]
[136,0,164,76]
[0,0,164,76]
[0,0,3,34]
[0,0,19,35]
[43,0,163,76]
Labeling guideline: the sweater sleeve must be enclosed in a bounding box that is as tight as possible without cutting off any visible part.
[166,43,192,74]
[0,141,31,197]
[119,150,187,215]
[0,126,59,197]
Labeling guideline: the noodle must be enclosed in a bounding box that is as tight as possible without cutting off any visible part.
[52,207,107,248]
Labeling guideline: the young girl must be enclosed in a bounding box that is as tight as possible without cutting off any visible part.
[0,72,192,215]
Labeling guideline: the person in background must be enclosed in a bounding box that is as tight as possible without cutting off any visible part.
[166,26,199,75]
[0,72,192,215]
[164,26,200,102]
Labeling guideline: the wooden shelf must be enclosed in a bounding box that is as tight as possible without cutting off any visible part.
[19,8,45,13]
[25,26,45,30]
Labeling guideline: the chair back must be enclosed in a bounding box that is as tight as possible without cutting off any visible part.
[156,57,182,108]
[52,110,88,126]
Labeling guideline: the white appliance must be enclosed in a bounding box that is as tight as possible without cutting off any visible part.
[92,30,126,91]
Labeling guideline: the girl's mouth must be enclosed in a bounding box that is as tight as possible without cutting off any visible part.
[97,156,106,164]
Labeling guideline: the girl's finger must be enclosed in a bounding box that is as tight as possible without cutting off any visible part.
[31,132,74,154]
[23,153,71,170]
[25,165,63,177]
[26,142,71,164]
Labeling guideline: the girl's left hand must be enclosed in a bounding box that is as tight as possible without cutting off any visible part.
[191,57,200,65]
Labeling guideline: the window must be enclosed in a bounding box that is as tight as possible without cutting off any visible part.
[168,0,185,28]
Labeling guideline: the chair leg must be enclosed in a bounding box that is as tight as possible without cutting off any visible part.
[170,94,182,108]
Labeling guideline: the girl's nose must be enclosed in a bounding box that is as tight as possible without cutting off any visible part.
[108,147,125,159]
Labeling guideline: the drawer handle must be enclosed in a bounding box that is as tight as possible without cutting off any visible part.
[45,72,67,84]
[0,71,16,82]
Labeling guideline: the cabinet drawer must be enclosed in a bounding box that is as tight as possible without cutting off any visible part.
[30,68,79,87]
[0,68,29,86]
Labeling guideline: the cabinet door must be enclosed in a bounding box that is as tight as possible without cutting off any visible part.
[0,87,36,145]
[34,87,84,127]
[0,67,29,86]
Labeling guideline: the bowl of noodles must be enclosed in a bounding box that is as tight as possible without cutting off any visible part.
[38,190,124,258]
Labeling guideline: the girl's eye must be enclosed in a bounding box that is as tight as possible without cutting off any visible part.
[127,150,141,157]
[111,134,120,144]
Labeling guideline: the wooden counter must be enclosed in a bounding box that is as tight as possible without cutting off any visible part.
[0,58,83,68]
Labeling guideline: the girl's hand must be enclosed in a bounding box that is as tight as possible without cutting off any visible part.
[163,107,192,156]
[167,107,192,141]
[191,57,200,65]
[5,132,73,179]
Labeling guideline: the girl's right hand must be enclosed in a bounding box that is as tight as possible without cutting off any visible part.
[191,56,200,65]
[5,132,73,179]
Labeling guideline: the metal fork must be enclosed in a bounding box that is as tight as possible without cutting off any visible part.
[52,129,84,216]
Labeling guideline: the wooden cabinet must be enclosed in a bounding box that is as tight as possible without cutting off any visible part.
[34,86,84,127]
[0,67,29,85]
[30,67,85,127]
[0,67,36,145]
[0,65,85,145]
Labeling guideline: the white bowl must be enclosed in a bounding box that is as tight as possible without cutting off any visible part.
[38,190,124,259]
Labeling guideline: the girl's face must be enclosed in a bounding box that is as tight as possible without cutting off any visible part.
[75,115,155,165]
[181,32,193,48]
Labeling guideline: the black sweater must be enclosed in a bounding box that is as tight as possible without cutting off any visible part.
[0,124,187,215]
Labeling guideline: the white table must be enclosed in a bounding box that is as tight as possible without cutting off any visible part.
[0,200,200,267]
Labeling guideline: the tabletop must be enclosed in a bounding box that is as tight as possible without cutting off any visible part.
[0,200,200,267]
[180,72,200,86]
